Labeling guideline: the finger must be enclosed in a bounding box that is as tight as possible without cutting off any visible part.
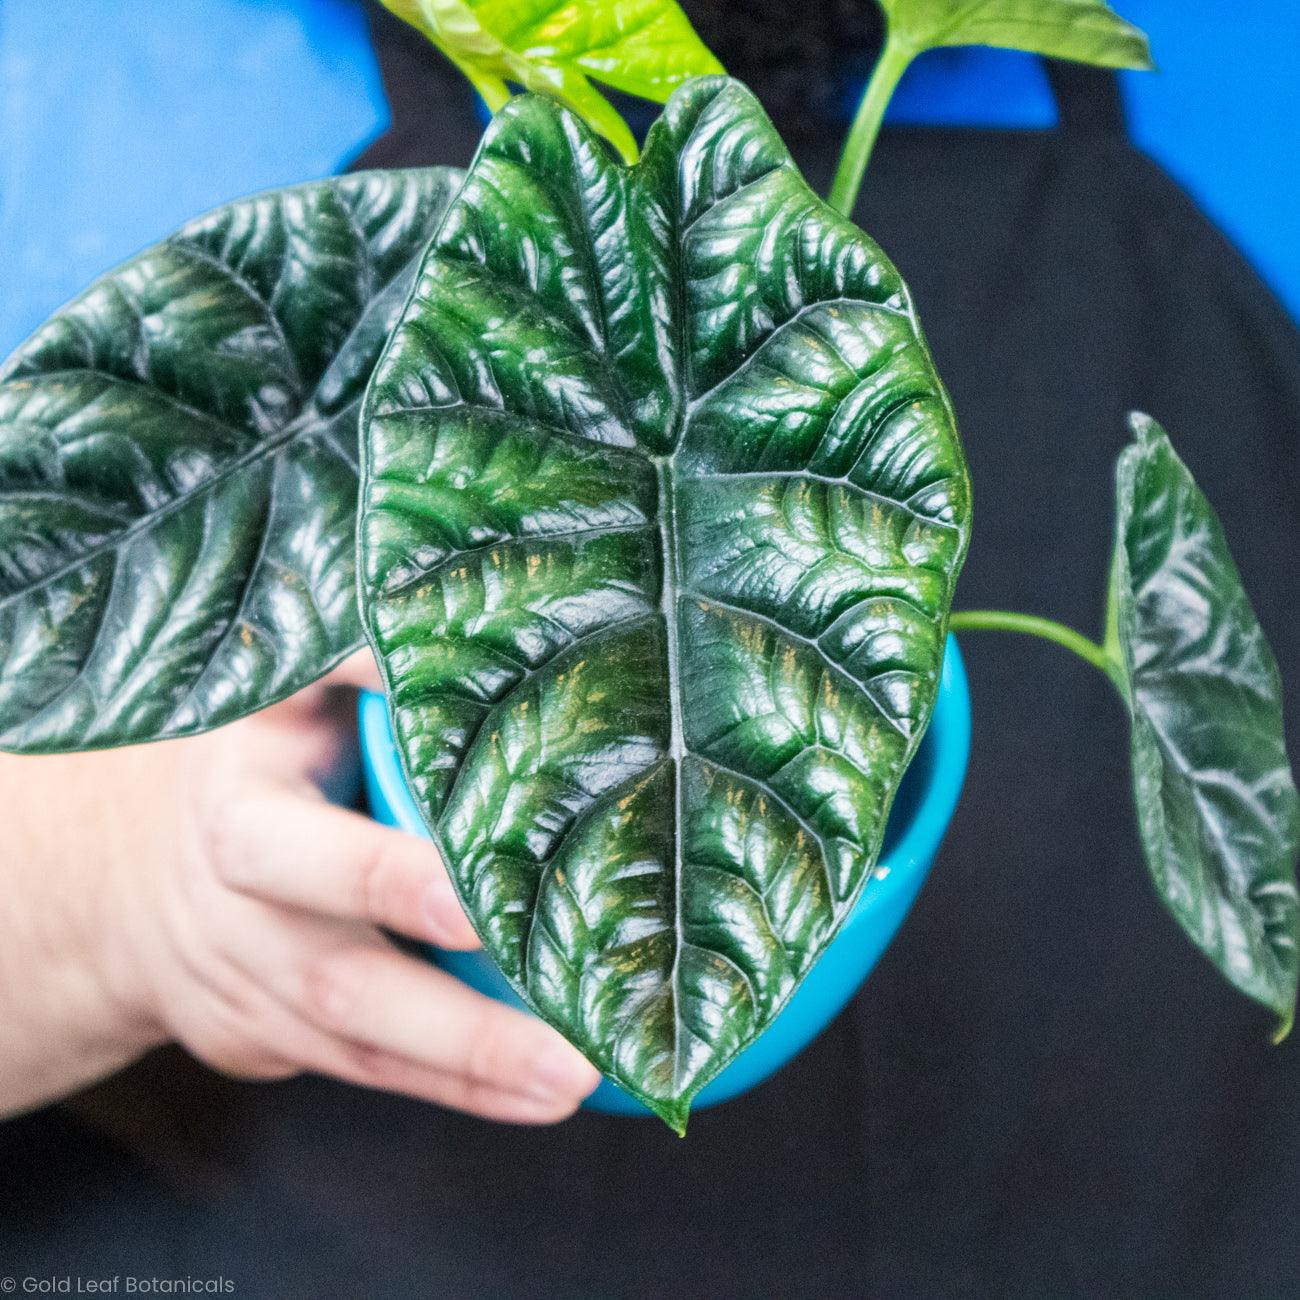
[212,785,480,949]
[233,649,381,779]
[223,690,356,784]
[298,939,601,1105]
[182,979,585,1123]
[321,1041,590,1124]
[210,874,598,1104]
[323,648,383,692]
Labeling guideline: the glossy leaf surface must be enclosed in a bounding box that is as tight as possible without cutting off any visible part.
[379,0,723,163]
[878,0,1152,68]
[0,168,463,752]
[361,78,971,1130]
[1115,414,1300,1036]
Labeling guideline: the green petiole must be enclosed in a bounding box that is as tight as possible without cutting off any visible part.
[828,32,915,216]
[829,0,1153,217]
[948,609,1128,694]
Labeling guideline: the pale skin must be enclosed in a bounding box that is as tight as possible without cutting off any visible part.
[0,652,600,1123]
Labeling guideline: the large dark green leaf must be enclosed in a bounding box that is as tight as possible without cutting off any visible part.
[0,168,463,752]
[360,78,971,1131]
[1115,414,1300,1037]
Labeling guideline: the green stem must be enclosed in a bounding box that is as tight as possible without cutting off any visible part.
[828,33,915,216]
[1102,545,1123,664]
[949,609,1128,694]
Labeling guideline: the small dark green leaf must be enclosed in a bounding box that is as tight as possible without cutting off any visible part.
[1115,414,1300,1036]
[0,168,463,752]
[360,78,971,1131]
[879,0,1153,69]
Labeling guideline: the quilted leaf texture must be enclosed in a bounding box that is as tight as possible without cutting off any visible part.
[0,169,463,751]
[1115,415,1300,1038]
[361,79,971,1131]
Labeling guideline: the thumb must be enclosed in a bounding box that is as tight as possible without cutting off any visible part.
[324,648,383,692]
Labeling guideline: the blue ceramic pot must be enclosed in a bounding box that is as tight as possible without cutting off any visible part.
[359,636,970,1117]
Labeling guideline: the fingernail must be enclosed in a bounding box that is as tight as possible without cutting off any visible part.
[422,876,475,946]
[532,1037,601,1100]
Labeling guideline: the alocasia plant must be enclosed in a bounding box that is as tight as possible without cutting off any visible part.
[360,78,970,1129]
[0,0,1295,1130]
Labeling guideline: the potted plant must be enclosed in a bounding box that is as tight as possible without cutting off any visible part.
[0,0,1294,1136]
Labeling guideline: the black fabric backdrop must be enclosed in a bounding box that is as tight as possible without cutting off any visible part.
[4,7,1300,1297]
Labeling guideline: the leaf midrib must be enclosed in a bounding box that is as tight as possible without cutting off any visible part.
[0,387,344,616]
[655,451,689,1092]
[659,115,695,1097]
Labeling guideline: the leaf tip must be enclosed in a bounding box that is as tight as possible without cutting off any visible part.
[649,1099,690,1136]
[1125,409,1162,444]
[1119,31,1157,73]
[638,1090,691,1135]
[1272,1004,1295,1047]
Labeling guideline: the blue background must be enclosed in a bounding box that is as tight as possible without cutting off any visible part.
[2,1,1297,356]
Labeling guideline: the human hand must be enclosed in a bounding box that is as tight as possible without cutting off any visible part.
[0,654,601,1122]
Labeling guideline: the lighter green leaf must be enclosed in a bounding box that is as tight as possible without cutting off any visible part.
[0,168,463,753]
[360,78,970,1131]
[379,0,723,162]
[878,0,1152,68]
[1115,414,1300,1037]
